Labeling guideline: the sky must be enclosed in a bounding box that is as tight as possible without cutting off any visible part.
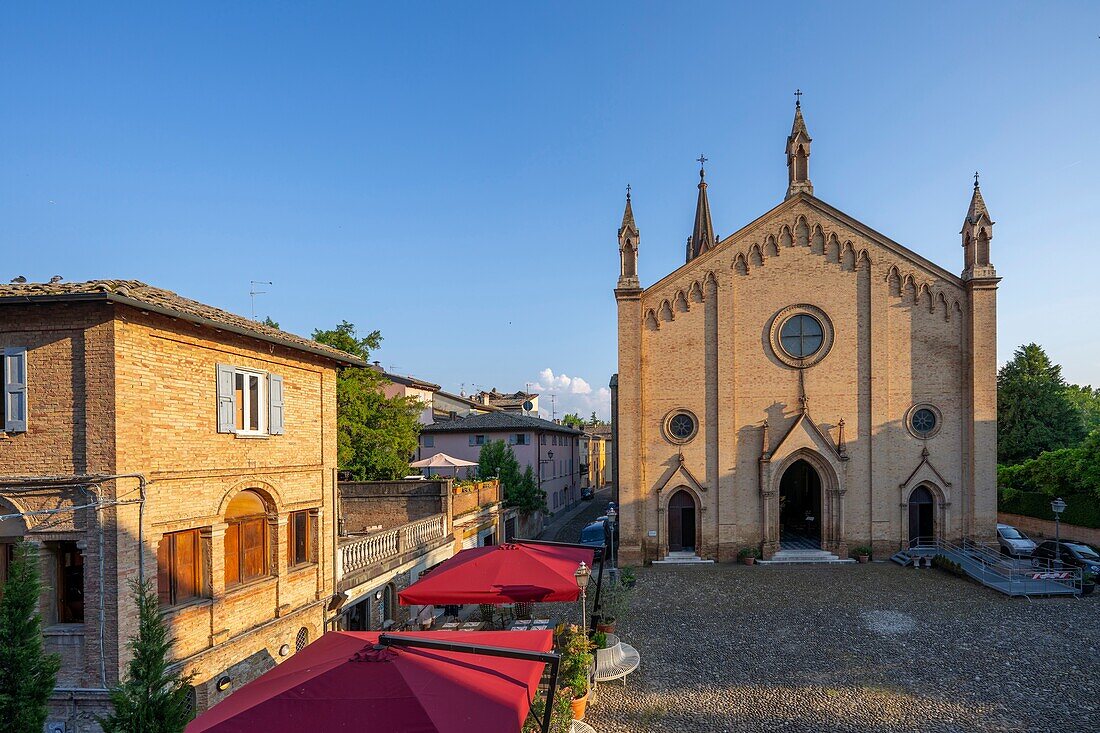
[2,2,1099,421]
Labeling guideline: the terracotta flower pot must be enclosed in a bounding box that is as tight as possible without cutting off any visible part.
[742,556,755,566]
[858,555,869,564]
[570,691,589,720]
[596,620,616,633]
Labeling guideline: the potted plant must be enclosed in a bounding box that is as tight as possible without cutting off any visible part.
[738,547,761,566]
[522,687,573,733]
[557,625,594,720]
[852,545,872,564]
[619,566,637,589]
[1082,572,1096,596]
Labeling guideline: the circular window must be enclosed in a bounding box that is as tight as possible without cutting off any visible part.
[779,314,824,359]
[663,410,698,444]
[768,304,834,368]
[905,404,942,439]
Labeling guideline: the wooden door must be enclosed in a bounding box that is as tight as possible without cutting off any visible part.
[668,490,695,552]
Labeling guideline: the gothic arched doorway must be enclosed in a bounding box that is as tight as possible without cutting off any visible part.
[667,490,696,553]
[779,459,822,549]
[908,485,935,546]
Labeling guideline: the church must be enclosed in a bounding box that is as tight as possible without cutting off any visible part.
[613,99,1000,564]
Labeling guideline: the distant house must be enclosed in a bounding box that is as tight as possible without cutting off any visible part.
[581,427,610,490]
[371,365,497,425]
[472,388,539,415]
[418,412,582,515]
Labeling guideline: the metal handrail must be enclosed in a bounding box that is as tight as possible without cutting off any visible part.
[908,536,1082,594]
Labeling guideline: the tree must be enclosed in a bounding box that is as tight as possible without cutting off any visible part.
[98,582,194,733]
[588,411,602,427]
[1065,384,1100,435]
[0,543,61,733]
[261,316,280,329]
[477,442,545,514]
[313,322,423,480]
[997,343,1086,464]
[561,413,585,429]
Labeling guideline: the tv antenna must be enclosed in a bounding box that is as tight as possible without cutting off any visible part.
[250,280,272,321]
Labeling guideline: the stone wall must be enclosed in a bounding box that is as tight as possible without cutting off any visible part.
[339,479,449,533]
[999,512,1100,547]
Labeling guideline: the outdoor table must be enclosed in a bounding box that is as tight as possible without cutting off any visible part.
[438,621,485,631]
[508,618,555,631]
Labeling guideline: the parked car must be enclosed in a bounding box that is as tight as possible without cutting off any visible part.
[1031,540,1100,577]
[581,487,594,500]
[580,520,607,548]
[996,523,1036,558]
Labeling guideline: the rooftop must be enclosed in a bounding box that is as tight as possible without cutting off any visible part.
[421,411,582,435]
[0,279,366,366]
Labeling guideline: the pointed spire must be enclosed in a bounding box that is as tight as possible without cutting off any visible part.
[786,90,813,199]
[687,154,716,262]
[961,172,995,279]
[965,171,991,225]
[620,183,638,236]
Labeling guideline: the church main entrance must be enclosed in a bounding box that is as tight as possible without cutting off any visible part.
[667,489,696,553]
[779,459,822,549]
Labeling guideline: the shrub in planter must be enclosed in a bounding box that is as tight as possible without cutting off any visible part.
[738,547,762,565]
[557,625,594,720]
[1082,572,1096,596]
[851,545,873,563]
[522,687,573,733]
[619,566,637,588]
[596,577,632,633]
[592,631,608,650]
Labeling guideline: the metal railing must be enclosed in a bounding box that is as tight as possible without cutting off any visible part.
[908,536,1081,596]
[338,514,447,577]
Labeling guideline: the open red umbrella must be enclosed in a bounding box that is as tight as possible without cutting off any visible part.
[399,542,596,606]
[186,631,555,733]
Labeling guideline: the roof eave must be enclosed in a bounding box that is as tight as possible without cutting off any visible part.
[0,292,369,367]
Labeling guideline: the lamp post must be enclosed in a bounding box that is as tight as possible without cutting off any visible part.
[1051,497,1066,569]
[574,562,591,630]
[606,506,618,580]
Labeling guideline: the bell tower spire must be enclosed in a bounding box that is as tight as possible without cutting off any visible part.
[961,172,995,280]
[618,184,640,289]
[785,90,813,199]
[687,154,716,262]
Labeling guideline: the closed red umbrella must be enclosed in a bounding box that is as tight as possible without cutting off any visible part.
[399,542,596,606]
[186,630,554,733]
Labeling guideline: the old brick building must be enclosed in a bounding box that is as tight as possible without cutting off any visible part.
[0,280,360,730]
[614,102,999,564]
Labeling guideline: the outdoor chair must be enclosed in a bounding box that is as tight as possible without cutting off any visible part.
[593,633,640,686]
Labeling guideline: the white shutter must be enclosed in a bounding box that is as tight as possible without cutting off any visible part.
[267,373,285,435]
[3,347,27,433]
[216,364,236,433]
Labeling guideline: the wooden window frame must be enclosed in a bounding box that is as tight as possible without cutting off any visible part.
[233,368,267,435]
[287,510,317,568]
[225,515,269,588]
[157,529,205,607]
[56,541,84,624]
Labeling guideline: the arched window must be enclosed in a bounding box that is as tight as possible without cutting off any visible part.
[225,490,269,587]
[295,626,309,653]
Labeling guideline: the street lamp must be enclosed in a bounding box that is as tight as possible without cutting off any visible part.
[606,506,618,579]
[574,562,591,630]
[1051,497,1066,568]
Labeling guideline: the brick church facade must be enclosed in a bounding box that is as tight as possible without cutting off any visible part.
[613,101,1000,564]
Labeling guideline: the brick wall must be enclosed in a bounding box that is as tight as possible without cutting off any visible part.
[998,513,1100,548]
[339,479,448,532]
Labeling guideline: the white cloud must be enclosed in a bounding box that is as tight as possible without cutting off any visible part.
[530,368,611,421]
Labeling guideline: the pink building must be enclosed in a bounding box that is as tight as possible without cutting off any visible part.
[417,413,583,516]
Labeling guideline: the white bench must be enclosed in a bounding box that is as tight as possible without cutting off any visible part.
[571,720,597,733]
[593,633,640,686]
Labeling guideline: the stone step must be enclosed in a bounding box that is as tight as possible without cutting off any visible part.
[890,551,913,566]
[652,555,715,565]
[757,557,856,565]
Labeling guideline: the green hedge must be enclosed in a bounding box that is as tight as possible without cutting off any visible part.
[998,490,1100,529]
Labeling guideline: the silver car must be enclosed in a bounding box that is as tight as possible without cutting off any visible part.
[997,523,1036,558]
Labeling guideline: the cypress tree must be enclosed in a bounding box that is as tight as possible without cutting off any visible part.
[0,542,61,733]
[97,582,194,733]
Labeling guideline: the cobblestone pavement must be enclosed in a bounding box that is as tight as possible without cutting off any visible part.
[553,488,611,543]
[585,563,1099,733]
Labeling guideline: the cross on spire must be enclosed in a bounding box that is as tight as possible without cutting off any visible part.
[794,88,803,107]
[973,171,980,189]
[626,183,631,200]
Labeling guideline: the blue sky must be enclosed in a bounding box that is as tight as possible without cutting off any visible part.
[3,2,1098,420]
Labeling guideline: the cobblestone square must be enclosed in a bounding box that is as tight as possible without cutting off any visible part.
[586,563,1098,733]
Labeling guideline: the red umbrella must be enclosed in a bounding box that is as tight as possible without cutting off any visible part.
[186,631,554,733]
[399,542,596,606]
